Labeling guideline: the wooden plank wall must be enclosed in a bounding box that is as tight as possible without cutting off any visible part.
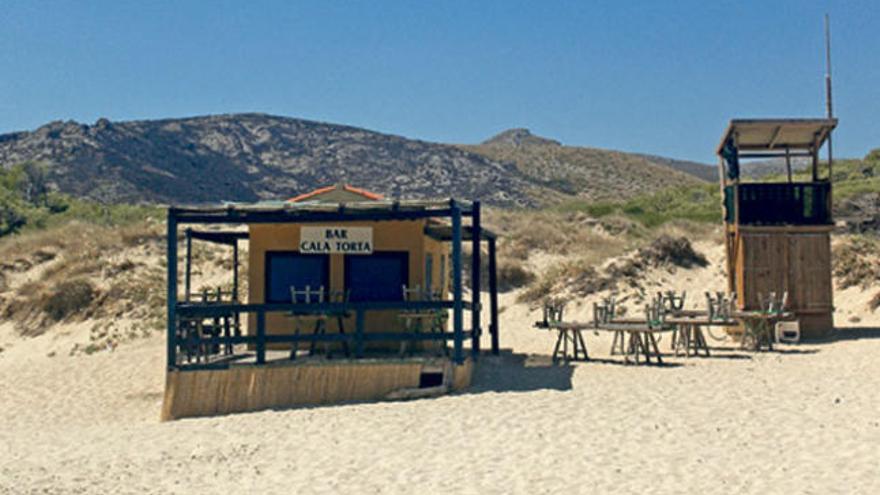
[161,359,473,421]
[735,229,834,338]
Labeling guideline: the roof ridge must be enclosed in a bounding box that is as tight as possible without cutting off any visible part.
[287,184,384,203]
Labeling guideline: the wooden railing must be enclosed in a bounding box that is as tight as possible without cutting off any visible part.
[724,182,832,225]
[171,300,478,370]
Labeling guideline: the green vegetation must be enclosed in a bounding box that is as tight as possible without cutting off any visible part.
[556,183,721,227]
[752,149,880,203]
[550,147,880,229]
[829,150,880,202]
[0,162,159,238]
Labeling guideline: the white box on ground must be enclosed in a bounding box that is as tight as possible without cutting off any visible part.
[776,321,800,343]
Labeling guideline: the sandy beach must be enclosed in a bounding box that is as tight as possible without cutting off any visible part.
[2,277,879,495]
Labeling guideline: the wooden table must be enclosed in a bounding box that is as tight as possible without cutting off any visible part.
[537,320,673,365]
[535,321,589,363]
[595,323,674,365]
[610,316,715,357]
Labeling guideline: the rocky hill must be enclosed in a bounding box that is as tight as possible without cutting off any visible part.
[631,153,717,182]
[0,114,707,207]
[462,129,704,201]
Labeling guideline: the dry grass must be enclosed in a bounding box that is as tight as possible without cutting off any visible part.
[462,247,536,293]
[483,208,636,262]
[0,217,245,347]
[833,236,880,289]
[483,206,717,306]
[461,141,702,204]
[0,219,188,339]
[42,279,95,321]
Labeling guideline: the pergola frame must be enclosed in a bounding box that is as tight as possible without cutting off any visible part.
[166,199,500,371]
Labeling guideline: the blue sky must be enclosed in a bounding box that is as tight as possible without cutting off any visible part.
[1,0,876,163]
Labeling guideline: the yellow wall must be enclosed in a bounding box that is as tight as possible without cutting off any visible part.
[247,220,450,349]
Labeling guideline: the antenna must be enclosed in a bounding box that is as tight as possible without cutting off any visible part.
[824,13,834,176]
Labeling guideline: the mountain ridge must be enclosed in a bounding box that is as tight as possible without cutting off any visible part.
[0,114,709,207]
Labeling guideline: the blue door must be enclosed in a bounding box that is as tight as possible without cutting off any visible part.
[265,252,329,303]
[345,252,409,302]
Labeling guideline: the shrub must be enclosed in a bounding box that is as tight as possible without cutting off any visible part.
[462,249,535,292]
[41,279,96,321]
[637,235,708,269]
[497,260,536,292]
[833,237,880,289]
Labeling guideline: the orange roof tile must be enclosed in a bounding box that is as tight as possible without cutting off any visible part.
[286,184,384,203]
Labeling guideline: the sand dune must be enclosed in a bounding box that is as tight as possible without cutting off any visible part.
[1,242,879,494]
[3,319,880,493]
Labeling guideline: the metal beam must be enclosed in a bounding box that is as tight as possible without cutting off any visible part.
[470,201,481,357]
[172,208,461,225]
[184,228,192,302]
[451,200,464,364]
[166,210,178,370]
[488,237,500,355]
[737,152,815,159]
[175,300,467,317]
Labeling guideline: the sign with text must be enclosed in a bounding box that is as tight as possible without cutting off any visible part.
[299,226,373,254]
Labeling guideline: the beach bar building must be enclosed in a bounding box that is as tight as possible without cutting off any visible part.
[717,118,837,338]
[161,185,500,420]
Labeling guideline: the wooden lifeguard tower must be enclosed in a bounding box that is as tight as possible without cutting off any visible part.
[717,118,837,338]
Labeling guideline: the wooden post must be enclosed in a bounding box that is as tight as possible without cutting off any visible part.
[488,237,499,355]
[732,135,740,226]
[451,200,464,364]
[166,210,178,370]
[256,309,266,365]
[470,201,481,358]
[785,147,792,183]
[355,308,365,358]
[811,145,819,182]
[825,14,834,183]
[184,228,192,302]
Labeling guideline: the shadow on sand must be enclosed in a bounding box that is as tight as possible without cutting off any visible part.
[469,351,576,393]
[830,327,880,341]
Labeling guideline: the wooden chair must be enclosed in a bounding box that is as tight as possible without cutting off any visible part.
[175,317,206,364]
[199,286,238,356]
[624,303,666,364]
[594,296,624,355]
[547,300,588,363]
[705,291,736,321]
[398,285,447,356]
[659,290,686,313]
[176,287,236,364]
[325,289,352,357]
[741,291,788,351]
[289,285,325,360]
